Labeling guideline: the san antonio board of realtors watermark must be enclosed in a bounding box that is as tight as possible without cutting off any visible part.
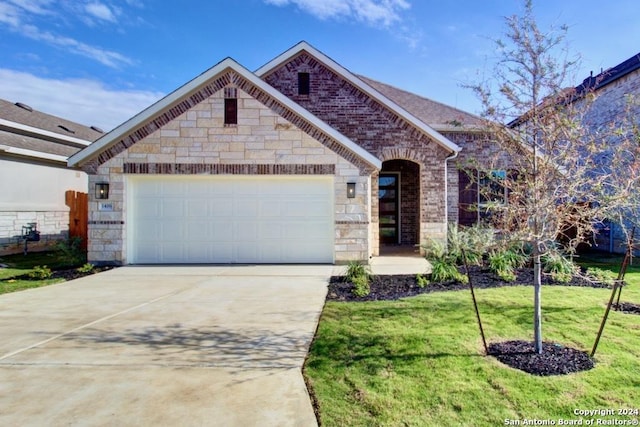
[504,408,639,425]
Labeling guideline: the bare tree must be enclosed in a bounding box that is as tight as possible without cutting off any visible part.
[466,0,640,353]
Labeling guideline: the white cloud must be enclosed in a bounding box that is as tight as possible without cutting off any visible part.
[0,68,164,131]
[264,0,410,27]
[0,0,132,68]
[85,2,117,23]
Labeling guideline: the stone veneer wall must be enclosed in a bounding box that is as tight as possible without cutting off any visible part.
[0,211,68,255]
[262,53,451,249]
[87,86,371,264]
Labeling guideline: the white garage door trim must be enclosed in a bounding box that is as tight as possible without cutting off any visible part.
[126,175,334,264]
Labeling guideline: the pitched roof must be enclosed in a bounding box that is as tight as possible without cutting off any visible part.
[575,52,640,96]
[357,76,486,132]
[0,98,102,166]
[255,41,461,153]
[0,98,103,142]
[68,58,382,172]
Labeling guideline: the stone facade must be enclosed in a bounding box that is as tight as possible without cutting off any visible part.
[75,43,497,265]
[87,83,370,264]
[0,211,68,255]
[262,52,452,251]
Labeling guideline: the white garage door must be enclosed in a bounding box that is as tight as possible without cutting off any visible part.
[127,175,334,264]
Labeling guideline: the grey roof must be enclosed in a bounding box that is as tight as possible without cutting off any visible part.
[357,75,486,131]
[0,98,104,142]
[0,98,103,165]
[0,130,79,157]
[576,52,640,95]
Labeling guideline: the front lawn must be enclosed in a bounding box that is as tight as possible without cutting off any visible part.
[0,249,92,294]
[304,257,640,426]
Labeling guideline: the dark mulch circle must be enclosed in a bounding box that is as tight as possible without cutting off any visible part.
[488,340,594,376]
[613,302,640,315]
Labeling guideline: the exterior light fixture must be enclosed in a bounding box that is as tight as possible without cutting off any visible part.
[95,182,109,200]
[347,182,356,198]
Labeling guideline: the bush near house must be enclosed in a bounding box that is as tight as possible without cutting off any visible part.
[0,240,107,295]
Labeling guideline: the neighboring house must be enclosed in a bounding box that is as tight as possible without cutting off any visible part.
[0,99,103,255]
[68,41,493,265]
[507,52,640,254]
[576,53,640,253]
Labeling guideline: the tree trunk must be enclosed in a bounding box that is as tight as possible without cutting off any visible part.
[533,244,543,354]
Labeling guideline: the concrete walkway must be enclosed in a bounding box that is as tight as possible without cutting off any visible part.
[0,266,331,427]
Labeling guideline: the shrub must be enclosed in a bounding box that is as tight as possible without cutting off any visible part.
[586,267,618,286]
[351,275,371,297]
[346,261,371,297]
[542,249,577,283]
[585,267,617,287]
[448,224,496,266]
[488,247,527,282]
[430,260,468,284]
[416,273,429,288]
[76,263,95,274]
[56,237,87,266]
[28,265,52,280]
[346,261,369,282]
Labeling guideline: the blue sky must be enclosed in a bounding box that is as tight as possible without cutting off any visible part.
[0,0,638,132]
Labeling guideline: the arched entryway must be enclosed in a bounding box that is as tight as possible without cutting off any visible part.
[379,159,420,253]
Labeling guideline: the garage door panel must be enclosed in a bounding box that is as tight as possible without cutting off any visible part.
[234,199,259,216]
[136,200,161,218]
[129,176,334,264]
[186,200,209,216]
[161,200,184,217]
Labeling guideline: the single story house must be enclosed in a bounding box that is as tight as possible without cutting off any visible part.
[69,41,495,265]
[0,99,102,255]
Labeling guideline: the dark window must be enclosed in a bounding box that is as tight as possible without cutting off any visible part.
[224,98,237,125]
[479,170,507,205]
[298,72,310,95]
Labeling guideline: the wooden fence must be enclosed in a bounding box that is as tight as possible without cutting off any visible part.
[65,190,88,250]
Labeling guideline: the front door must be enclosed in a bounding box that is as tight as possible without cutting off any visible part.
[379,174,399,244]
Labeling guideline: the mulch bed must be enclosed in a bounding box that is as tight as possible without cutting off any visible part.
[327,266,626,376]
[327,265,609,302]
[1,266,115,282]
[488,340,594,376]
[613,302,640,315]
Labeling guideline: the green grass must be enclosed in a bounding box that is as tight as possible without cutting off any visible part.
[0,251,77,294]
[305,256,640,426]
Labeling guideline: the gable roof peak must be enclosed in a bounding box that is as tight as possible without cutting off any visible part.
[256,41,461,154]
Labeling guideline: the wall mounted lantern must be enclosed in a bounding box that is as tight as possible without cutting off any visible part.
[347,182,356,198]
[95,182,110,200]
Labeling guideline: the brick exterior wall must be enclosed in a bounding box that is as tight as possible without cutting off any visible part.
[262,52,451,251]
[442,131,506,226]
[577,68,640,253]
[87,81,370,264]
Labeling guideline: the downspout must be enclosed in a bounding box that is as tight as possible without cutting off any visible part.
[444,149,460,235]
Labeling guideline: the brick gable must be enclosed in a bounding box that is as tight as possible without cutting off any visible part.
[262,53,450,161]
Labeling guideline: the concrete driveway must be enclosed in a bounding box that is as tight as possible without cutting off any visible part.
[0,265,331,427]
